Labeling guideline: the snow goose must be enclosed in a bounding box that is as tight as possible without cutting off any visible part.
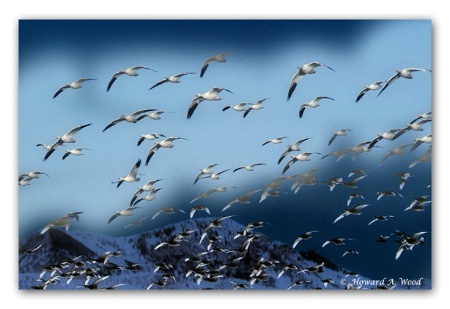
[233,163,266,172]
[40,212,82,234]
[392,119,431,140]
[378,144,412,166]
[282,152,321,174]
[222,102,248,112]
[222,189,262,212]
[124,216,150,229]
[368,129,400,149]
[189,205,211,218]
[396,172,413,190]
[328,129,352,146]
[333,204,371,223]
[42,123,91,161]
[190,186,235,203]
[132,188,162,205]
[342,249,359,257]
[347,193,365,207]
[200,52,232,78]
[129,179,163,205]
[409,146,431,168]
[112,158,142,188]
[410,111,432,124]
[322,237,354,247]
[378,68,432,96]
[62,147,90,160]
[102,108,156,132]
[136,110,172,121]
[145,137,187,166]
[108,206,141,224]
[355,81,384,102]
[277,137,311,164]
[106,66,157,92]
[19,171,49,180]
[149,72,195,90]
[187,87,233,119]
[376,191,403,201]
[287,62,335,101]
[137,133,166,146]
[193,163,219,184]
[262,136,288,146]
[243,98,270,118]
[368,215,394,226]
[151,207,186,220]
[410,134,432,152]
[53,78,96,98]
[292,230,319,248]
[299,96,334,118]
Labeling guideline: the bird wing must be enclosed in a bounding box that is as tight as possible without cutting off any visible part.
[299,104,307,118]
[129,159,142,177]
[278,147,291,165]
[132,108,157,116]
[106,71,123,92]
[287,71,304,101]
[43,140,63,161]
[149,78,168,90]
[392,128,408,140]
[53,84,70,99]
[108,213,120,224]
[333,211,348,223]
[368,136,383,149]
[187,96,204,119]
[377,72,400,96]
[66,123,92,137]
[243,107,253,118]
[62,151,71,160]
[102,118,125,132]
[355,87,369,102]
[233,167,244,172]
[200,58,215,77]
[282,158,295,174]
[328,133,337,146]
[145,144,161,166]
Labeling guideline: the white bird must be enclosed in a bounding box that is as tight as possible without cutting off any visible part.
[410,111,432,124]
[233,163,266,173]
[376,191,403,201]
[43,123,92,161]
[151,207,186,220]
[149,72,196,90]
[222,102,247,112]
[18,176,34,186]
[396,172,413,190]
[333,204,371,223]
[112,158,142,188]
[328,129,352,146]
[145,137,187,166]
[410,134,432,152]
[193,163,219,184]
[287,62,335,101]
[108,206,141,224]
[409,146,432,168]
[392,119,431,140]
[200,52,232,78]
[129,179,163,205]
[342,249,359,257]
[40,212,82,234]
[190,186,234,203]
[106,66,157,92]
[124,216,150,229]
[347,193,365,207]
[132,188,162,205]
[136,110,172,121]
[378,144,412,166]
[321,149,350,162]
[277,137,311,164]
[187,87,233,119]
[292,230,319,248]
[208,169,231,180]
[368,129,400,149]
[102,108,156,132]
[299,96,334,118]
[137,133,166,146]
[322,237,354,247]
[395,231,428,260]
[53,78,96,99]
[243,98,270,118]
[368,215,394,226]
[355,81,384,102]
[19,171,49,180]
[282,152,321,174]
[222,189,262,212]
[378,68,432,96]
[189,205,211,218]
[62,147,90,160]
[262,136,288,146]
[200,215,237,243]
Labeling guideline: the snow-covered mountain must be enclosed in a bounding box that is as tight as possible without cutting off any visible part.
[18,218,430,290]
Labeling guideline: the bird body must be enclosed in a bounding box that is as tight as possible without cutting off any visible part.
[149,72,195,90]
[53,78,96,98]
[108,207,141,223]
[187,87,233,118]
[102,109,156,132]
[113,159,142,188]
[299,96,334,118]
[355,81,384,102]
[107,66,156,91]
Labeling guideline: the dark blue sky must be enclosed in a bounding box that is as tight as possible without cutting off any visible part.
[19,19,432,282]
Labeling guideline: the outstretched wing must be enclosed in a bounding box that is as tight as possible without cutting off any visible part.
[53,84,70,99]
[106,71,123,92]
[102,118,124,132]
[149,78,168,90]
[187,96,204,119]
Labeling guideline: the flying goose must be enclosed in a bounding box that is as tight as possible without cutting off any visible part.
[292,230,319,248]
[262,136,288,146]
[355,81,384,102]
[222,102,247,112]
[108,206,141,224]
[396,172,413,190]
[189,205,211,218]
[132,188,162,205]
[129,179,163,205]
[187,87,233,119]
[243,98,270,118]
[322,237,354,247]
[410,134,432,152]
[233,163,266,172]
[19,171,49,180]
[193,163,219,184]
[287,62,335,101]
[145,137,187,166]
[222,189,262,212]
[378,68,432,96]
[106,66,157,92]
[151,207,186,220]
[333,204,371,223]
[200,52,232,77]
[410,111,432,124]
[328,129,352,146]
[392,119,431,140]
[378,144,412,166]
[368,215,394,226]
[149,72,195,90]
[53,78,96,98]
[368,129,400,149]
[40,212,82,234]
[299,96,334,118]
[277,137,311,164]
[112,158,142,188]
[190,186,235,203]
[62,147,90,160]
[282,152,321,174]
[136,110,172,121]
[137,133,166,146]
[102,108,156,132]
[124,216,150,229]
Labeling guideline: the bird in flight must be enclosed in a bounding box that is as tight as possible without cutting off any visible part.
[53,78,96,99]
[106,65,157,92]
[377,68,431,97]
[149,72,196,90]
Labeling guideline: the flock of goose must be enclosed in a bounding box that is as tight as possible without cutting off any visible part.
[20,47,432,290]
